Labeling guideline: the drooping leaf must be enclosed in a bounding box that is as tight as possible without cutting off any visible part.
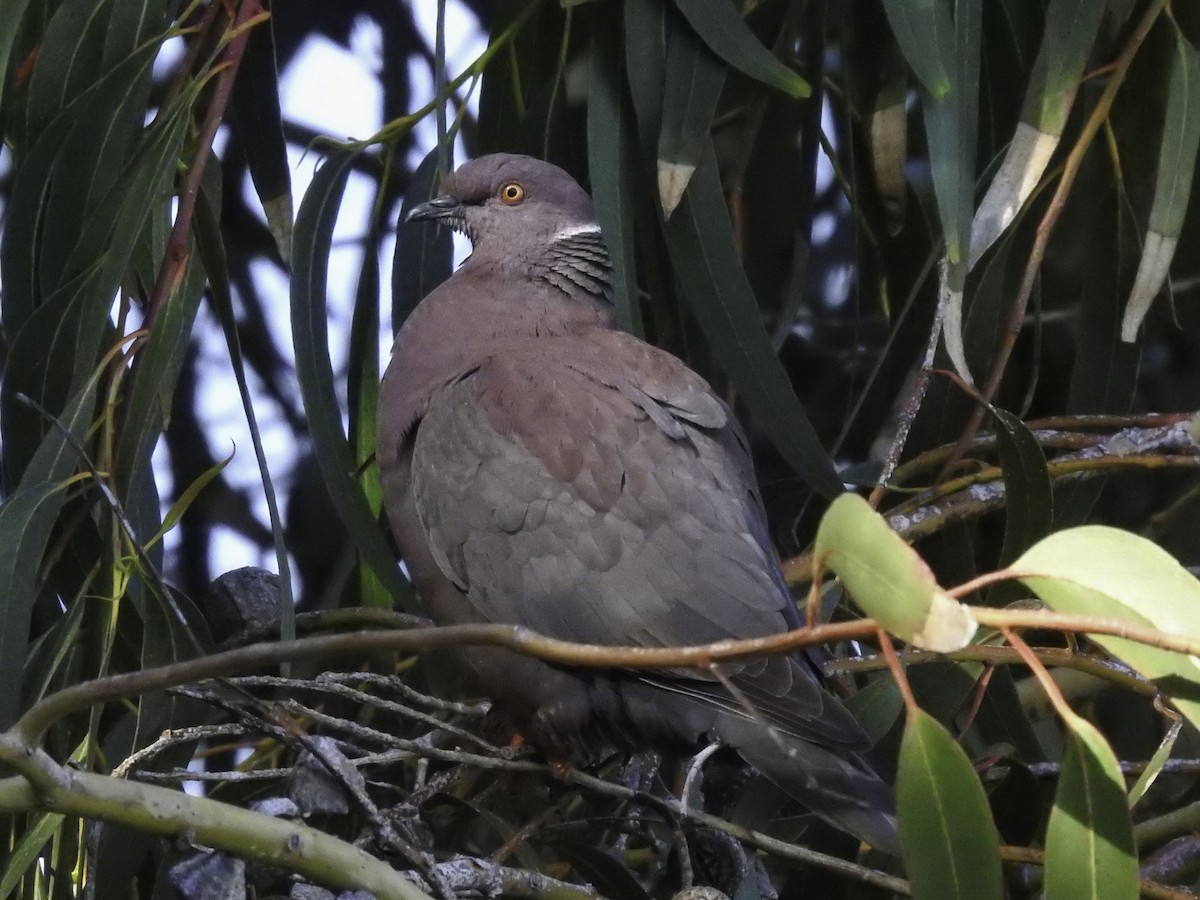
[392,146,454,334]
[231,7,294,265]
[880,0,952,98]
[885,0,979,380]
[291,147,416,610]
[970,0,1106,267]
[1044,712,1138,900]
[815,493,977,652]
[348,214,390,611]
[897,708,1004,900]
[1121,37,1200,341]
[989,405,1053,566]
[194,181,297,641]
[541,837,655,900]
[661,147,843,498]
[656,13,725,217]
[843,674,904,744]
[624,0,668,147]
[0,480,71,729]
[587,13,644,335]
[1015,526,1200,732]
[1128,715,1181,809]
[869,36,909,235]
[671,0,808,99]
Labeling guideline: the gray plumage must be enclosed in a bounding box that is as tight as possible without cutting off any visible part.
[377,153,897,852]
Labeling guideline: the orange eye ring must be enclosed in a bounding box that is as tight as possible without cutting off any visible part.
[499,182,525,205]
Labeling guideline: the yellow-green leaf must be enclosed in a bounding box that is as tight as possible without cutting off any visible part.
[1014,526,1200,732]
[1045,711,1138,900]
[815,494,976,652]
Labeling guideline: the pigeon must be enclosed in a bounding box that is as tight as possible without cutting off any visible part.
[377,153,897,852]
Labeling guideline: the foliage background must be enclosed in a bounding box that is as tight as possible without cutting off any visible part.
[2,0,1200,897]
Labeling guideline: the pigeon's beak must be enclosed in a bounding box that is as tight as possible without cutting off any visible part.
[405,194,462,224]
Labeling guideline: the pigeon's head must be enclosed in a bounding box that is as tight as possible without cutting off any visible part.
[406,154,598,251]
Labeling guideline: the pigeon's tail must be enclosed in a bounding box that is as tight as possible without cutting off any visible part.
[716,717,900,855]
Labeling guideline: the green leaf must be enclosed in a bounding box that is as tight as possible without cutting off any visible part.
[587,14,643,336]
[0,480,71,729]
[815,493,976,651]
[349,214,390,612]
[624,0,668,146]
[923,1,980,279]
[113,154,210,571]
[149,451,234,551]
[897,708,1004,900]
[231,12,294,265]
[392,146,453,333]
[1044,713,1138,900]
[989,405,1053,566]
[1127,716,1181,809]
[1121,38,1200,342]
[656,13,725,217]
[0,808,65,893]
[194,182,297,641]
[1014,526,1200,732]
[843,674,904,745]
[671,0,809,99]
[660,147,843,498]
[880,0,953,98]
[1145,38,1200,239]
[290,148,416,610]
[1025,0,1107,135]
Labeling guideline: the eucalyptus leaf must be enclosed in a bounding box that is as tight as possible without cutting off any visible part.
[1015,526,1200,732]
[1044,712,1138,900]
[897,708,1004,900]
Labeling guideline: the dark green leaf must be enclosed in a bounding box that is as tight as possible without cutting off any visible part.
[661,147,842,497]
[290,148,416,610]
[880,0,953,97]
[392,146,453,333]
[0,481,70,730]
[232,10,293,265]
[0,356,108,729]
[113,159,211,568]
[843,674,904,745]
[989,405,1053,566]
[671,0,809,98]
[1024,0,1106,135]
[541,838,654,900]
[349,212,390,611]
[624,0,668,147]
[587,14,643,335]
[657,13,725,216]
[194,183,297,640]
[1121,38,1200,341]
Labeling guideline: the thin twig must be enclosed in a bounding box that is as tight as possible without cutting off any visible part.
[143,0,267,331]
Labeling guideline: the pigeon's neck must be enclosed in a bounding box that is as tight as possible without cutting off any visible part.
[533,225,614,308]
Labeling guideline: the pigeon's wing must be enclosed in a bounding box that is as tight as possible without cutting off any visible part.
[409,331,863,748]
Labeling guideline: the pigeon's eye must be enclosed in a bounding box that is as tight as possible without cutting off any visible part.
[498,182,525,205]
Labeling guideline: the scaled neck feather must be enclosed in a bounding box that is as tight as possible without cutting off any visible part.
[535,225,613,307]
